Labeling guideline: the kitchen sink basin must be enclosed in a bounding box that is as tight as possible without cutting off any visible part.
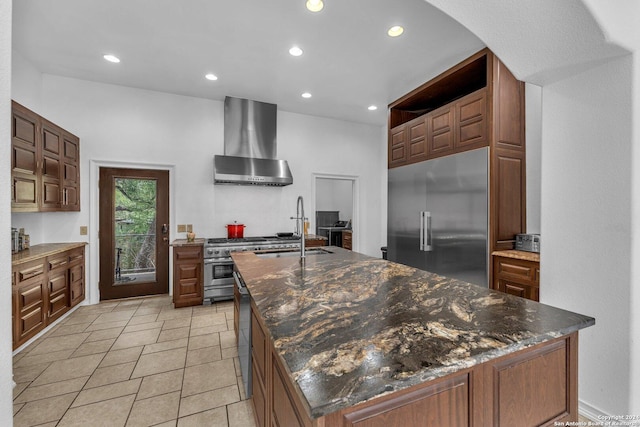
[255,248,332,259]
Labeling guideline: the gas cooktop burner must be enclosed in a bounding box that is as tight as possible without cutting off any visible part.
[206,235,302,246]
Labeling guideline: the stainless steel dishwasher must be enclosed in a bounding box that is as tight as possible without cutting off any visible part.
[233,270,252,398]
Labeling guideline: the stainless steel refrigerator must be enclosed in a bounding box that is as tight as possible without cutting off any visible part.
[387,147,489,287]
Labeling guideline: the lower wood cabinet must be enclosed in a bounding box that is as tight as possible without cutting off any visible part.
[342,231,352,251]
[493,252,540,302]
[12,244,85,350]
[250,299,576,427]
[172,244,203,308]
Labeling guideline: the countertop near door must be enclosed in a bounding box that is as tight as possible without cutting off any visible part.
[170,238,205,247]
[12,242,87,265]
[492,249,540,262]
[232,247,594,419]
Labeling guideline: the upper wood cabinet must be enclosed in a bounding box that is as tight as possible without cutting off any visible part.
[388,49,526,253]
[11,101,81,213]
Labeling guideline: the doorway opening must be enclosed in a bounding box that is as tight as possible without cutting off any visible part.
[99,167,170,300]
[313,174,358,250]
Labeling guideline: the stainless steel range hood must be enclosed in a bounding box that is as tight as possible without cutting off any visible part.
[214,97,293,186]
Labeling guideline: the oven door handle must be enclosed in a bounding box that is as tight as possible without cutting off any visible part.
[204,257,232,265]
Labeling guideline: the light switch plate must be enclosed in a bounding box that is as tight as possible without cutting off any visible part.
[79,226,88,235]
[177,224,186,233]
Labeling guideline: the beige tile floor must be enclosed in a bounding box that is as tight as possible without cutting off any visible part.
[12,295,257,427]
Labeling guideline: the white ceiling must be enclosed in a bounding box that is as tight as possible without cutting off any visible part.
[12,0,485,126]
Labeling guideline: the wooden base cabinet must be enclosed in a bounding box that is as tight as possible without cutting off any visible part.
[493,254,540,301]
[250,304,577,427]
[12,245,85,350]
[172,244,203,308]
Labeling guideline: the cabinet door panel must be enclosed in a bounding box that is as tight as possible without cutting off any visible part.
[343,374,470,427]
[13,146,37,174]
[64,136,79,161]
[42,127,60,154]
[272,360,304,427]
[428,107,454,155]
[13,114,37,146]
[13,177,37,205]
[42,155,60,179]
[408,118,427,162]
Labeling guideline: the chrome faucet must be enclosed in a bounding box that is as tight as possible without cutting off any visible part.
[291,196,306,263]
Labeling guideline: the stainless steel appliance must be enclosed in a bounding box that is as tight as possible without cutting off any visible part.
[387,147,489,287]
[515,233,540,253]
[214,97,293,186]
[233,270,252,397]
[203,236,300,302]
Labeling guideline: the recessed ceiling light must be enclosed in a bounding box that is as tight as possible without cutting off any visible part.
[205,73,218,81]
[289,46,303,57]
[387,26,404,37]
[306,0,324,12]
[103,54,120,63]
[301,92,312,99]
[368,105,378,111]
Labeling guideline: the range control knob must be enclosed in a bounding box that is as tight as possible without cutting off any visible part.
[206,249,214,255]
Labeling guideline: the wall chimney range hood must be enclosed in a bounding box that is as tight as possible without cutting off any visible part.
[214,96,293,186]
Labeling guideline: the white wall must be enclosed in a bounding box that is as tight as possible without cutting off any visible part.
[10,67,386,304]
[316,178,353,222]
[0,0,14,419]
[542,55,633,415]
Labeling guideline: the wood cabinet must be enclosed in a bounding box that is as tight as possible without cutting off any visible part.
[12,244,86,350]
[11,101,80,212]
[305,236,327,248]
[388,49,526,267]
[342,231,352,251]
[492,252,540,301]
[172,244,203,308]
[249,299,577,427]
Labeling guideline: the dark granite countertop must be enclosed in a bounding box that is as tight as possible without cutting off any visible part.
[232,247,594,418]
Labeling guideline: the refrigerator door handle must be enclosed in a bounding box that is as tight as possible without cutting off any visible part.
[424,211,432,252]
[420,211,425,251]
[420,211,433,252]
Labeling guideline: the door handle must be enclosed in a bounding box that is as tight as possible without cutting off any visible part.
[161,224,168,234]
[420,211,432,252]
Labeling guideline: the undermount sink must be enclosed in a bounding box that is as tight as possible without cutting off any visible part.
[255,248,332,259]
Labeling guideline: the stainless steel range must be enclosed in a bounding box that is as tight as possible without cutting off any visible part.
[203,235,300,302]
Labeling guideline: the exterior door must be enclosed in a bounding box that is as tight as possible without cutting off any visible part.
[99,167,169,300]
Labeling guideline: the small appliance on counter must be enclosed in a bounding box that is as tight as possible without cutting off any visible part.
[515,233,541,253]
[11,228,29,254]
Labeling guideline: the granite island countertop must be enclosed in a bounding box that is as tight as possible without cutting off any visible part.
[232,247,594,419]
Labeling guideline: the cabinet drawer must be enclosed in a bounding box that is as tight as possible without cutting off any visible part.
[15,260,45,284]
[68,248,84,265]
[49,292,68,319]
[48,272,67,295]
[48,253,68,271]
[174,246,202,261]
[18,281,44,310]
[496,259,533,281]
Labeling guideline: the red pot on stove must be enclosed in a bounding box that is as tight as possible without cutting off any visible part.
[226,222,246,239]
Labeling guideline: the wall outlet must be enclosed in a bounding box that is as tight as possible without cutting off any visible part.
[177,224,186,233]
[186,224,193,233]
[79,226,88,235]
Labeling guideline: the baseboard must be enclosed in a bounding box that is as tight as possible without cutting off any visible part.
[579,399,610,422]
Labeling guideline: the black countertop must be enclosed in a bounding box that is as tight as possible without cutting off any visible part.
[232,247,594,418]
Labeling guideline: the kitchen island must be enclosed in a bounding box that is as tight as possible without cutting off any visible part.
[232,247,594,427]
